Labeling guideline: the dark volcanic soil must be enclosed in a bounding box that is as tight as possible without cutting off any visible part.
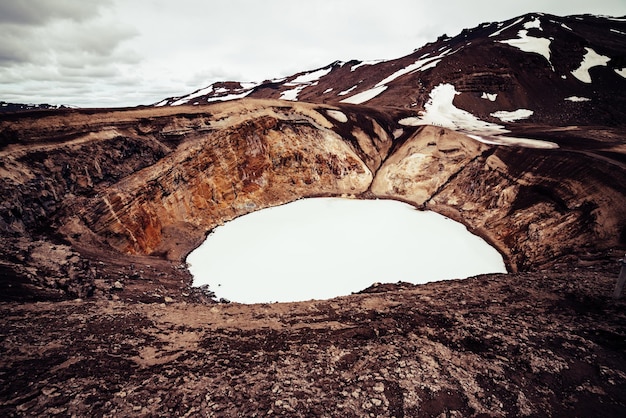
[2,265,626,417]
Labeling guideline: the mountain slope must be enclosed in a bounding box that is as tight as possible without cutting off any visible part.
[157,13,626,128]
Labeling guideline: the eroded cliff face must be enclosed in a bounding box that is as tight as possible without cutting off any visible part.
[371,126,626,271]
[1,99,625,300]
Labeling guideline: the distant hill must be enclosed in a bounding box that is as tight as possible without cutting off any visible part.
[0,101,72,113]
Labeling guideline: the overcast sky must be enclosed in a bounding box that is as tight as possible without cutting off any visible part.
[1,0,624,108]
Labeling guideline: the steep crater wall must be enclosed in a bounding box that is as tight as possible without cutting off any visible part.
[1,99,625,299]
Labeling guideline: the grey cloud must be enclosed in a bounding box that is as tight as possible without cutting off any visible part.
[0,0,111,25]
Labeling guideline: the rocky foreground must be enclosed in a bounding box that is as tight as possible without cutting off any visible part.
[2,265,626,417]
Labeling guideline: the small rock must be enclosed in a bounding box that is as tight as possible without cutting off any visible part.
[373,382,385,393]
[112,281,124,290]
[42,387,57,396]
[164,296,174,303]
[371,398,382,407]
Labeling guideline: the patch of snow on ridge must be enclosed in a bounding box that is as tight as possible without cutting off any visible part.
[171,85,214,106]
[280,84,309,101]
[571,48,611,83]
[481,92,497,101]
[490,109,533,122]
[288,67,332,85]
[499,30,552,66]
[206,89,254,103]
[340,49,457,105]
[615,68,626,79]
[351,59,384,71]
[375,49,452,87]
[399,83,558,149]
[338,85,358,96]
[339,85,388,104]
[489,17,524,37]
[565,96,591,102]
[406,83,507,135]
[523,17,542,30]
[467,134,558,149]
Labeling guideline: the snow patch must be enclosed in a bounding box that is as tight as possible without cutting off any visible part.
[523,17,542,30]
[490,109,533,122]
[339,85,388,104]
[340,49,458,105]
[481,92,498,101]
[489,17,524,37]
[277,67,333,101]
[468,135,559,149]
[288,67,332,85]
[499,30,552,65]
[240,81,259,89]
[615,68,626,78]
[280,84,308,101]
[375,51,451,87]
[206,89,254,103]
[571,47,611,83]
[400,83,557,149]
[351,59,384,71]
[171,85,214,106]
[407,83,507,135]
[565,96,591,102]
[323,88,333,94]
[338,85,358,96]
[610,28,626,35]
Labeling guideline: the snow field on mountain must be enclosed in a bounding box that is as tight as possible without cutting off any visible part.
[399,83,558,149]
[340,49,456,105]
[565,96,591,102]
[338,85,358,96]
[489,17,525,38]
[339,85,388,105]
[187,198,506,304]
[279,67,334,101]
[171,86,214,106]
[490,109,534,122]
[288,67,333,85]
[571,48,611,83]
[350,59,384,71]
[499,30,552,65]
[280,84,308,101]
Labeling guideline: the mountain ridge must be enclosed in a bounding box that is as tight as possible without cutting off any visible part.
[156,13,626,128]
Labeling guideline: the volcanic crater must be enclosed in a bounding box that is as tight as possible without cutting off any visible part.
[2,12,626,417]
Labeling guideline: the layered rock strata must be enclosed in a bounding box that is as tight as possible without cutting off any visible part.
[1,99,625,299]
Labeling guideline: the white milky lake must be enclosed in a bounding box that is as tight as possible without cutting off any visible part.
[187,198,507,304]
